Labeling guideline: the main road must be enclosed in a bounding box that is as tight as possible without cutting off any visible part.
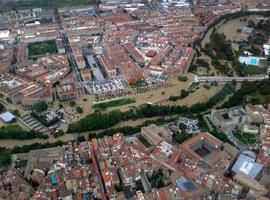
[193,75,269,83]
[52,5,85,94]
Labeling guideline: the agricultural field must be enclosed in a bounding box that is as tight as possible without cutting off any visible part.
[28,40,57,59]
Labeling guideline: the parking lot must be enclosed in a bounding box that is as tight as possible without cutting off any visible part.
[58,106,80,124]
[84,76,127,95]
[177,116,200,135]
[145,74,167,85]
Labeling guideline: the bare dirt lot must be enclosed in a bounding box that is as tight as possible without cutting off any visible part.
[216,15,262,51]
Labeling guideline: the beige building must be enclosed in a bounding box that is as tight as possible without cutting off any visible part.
[141,124,172,146]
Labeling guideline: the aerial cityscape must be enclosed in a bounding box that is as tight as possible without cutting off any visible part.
[1,0,270,199]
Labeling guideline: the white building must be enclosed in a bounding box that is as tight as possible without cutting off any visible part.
[0,30,10,40]
[263,44,270,56]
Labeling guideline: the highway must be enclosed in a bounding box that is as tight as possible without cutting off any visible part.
[193,75,269,83]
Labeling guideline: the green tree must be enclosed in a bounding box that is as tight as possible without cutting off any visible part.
[247,19,255,28]
[69,101,76,107]
[77,135,86,142]
[33,101,48,112]
[0,103,4,112]
[12,109,20,117]
[174,132,190,143]
[0,150,11,168]
[76,106,83,113]
[180,89,189,98]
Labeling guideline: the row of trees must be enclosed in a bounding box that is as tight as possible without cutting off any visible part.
[0,125,46,140]
[222,79,270,108]
[202,32,234,62]
[68,111,123,133]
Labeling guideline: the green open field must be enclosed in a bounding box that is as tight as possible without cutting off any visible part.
[52,0,96,8]
[242,65,265,75]
[130,80,147,88]
[0,0,48,13]
[260,59,270,66]
[28,40,57,59]
[0,0,95,13]
[92,98,136,110]
[233,132,257,145]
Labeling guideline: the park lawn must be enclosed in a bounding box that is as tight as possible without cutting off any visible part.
[242,65,265,75]
[92,98,136,109]
[234,132,257,145]
[0,0,48,13]
[137,135,151,147]
[130,80,147,88]
[260,59,270,66]
[52,0,96,8]
[1,124,23,132]
[28,40,57,58]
